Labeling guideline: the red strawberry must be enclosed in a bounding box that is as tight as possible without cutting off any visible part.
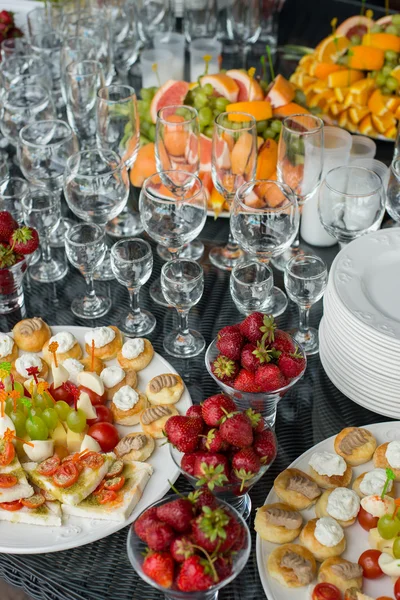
[189,488,218,512]
[181,452,201,476]
[134,507,159,542]
[170,535,195,563]
[142,551,174,588]
[9,226,39,255]
[216,330,244,361]
[164,416,203,453]
[201,394,236,427]
[240,343,259,372]
[193,453,229,490]
[219,413,253,448]
[214,556,233,581]
[278,348,306,379]
[211,354,240,383]
[191,506,240,553]
[177,555,216,591]
[244,408,264,432]
[233,369,261,393]
[0,211,17,242]
[255,364,287,392]
[156,498,194,533]
[270,329,295,354]
[146,522,176,551]
[231,447,261,490]
[218,324,241,337]
[231,523,247,551]
[186,405,203,419]
[253,428,277,464]
[239,313,276,344]
[0,11,13,27]
[204,428,227,452]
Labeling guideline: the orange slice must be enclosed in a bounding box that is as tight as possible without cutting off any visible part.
[327,69,363,88]
[348,46,385,71]
[386,96,400,112]
[334,87,348,103]
[362,33,400,53]
[329,103,341,116]
[349,107,370,124]
[231,132,255,176]
[359,114,373,135]
[371,112,396,134]
[368,89,389,116]
[200,74,239,103]
[384,126,397,140]
[265,74,295,108]
[312,63,346,80]
[256,139,278,180]
[338,109,349,128]
[129,143,156,188]
[226,101,272,121]
[391,66,400,84]
[316,35,350,64]
[272,102,310,118]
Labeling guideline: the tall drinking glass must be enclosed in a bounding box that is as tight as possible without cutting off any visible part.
[184,0,217,42]
[210,111,257,271]
[0,177,29,222]
[31,32,64,113]
[60,36,98,104]
[134,0,172,45]
[226,0,261,66]
[0,55,52,92]
[1,38,31,62]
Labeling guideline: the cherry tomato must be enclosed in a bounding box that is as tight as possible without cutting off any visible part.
[21,494,45,509]
[0,474,17,488]
[358,549,383,579]
[88,422,119,452]
[78,385,107,406]
[358,505,379,531]
[0,441,15,467]
[0,500,22,511]
[395,577,400,600]
[105,459,124,479]
[53,462,80,488]
[377,597,395,600]
[37,455,61,476]
[104,475,125,492]
[312,583,341,600]
[87,404,113,426]
[79,452,104,469]
[97,489,117,504]
[50,383,75,405]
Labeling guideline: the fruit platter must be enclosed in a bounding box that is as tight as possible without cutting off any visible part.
[289,13,400,141]
[0,321,191,553]
[256,421,400,600]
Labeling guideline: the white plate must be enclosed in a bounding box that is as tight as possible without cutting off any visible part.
[0,326,191,554]
[332,229,400,340]
[256,421,399,600]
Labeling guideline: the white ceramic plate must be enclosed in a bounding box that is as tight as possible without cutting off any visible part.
[0,326,192,554]
[256,421,399,600]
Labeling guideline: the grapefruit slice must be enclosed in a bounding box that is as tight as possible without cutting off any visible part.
[149,80,190,124]
[226,69,264,101]
[130,143,156,188]
[200,133,212,172]
[336,15,374,39]
[266,74,295,108]
[199,74,239,103]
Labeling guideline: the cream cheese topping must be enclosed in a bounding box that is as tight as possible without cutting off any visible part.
[113,386,139,411]
[327,488,360,521]
[100,366,125,388]
[15,353,42,378]
[85,327,115,348]
[361,494,395,518]
[360,468,393,497]
[0,333,14,358]
[309,451,347,477]
[121,338,144,360]
[49,331,75,353]
[314,517,344,547]
[386,441,400,469]
[62,358,84,385]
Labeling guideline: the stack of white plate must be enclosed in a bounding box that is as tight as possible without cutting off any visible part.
[320,228,400,419]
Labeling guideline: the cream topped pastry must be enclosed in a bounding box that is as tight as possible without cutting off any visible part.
[386,441,400,469]
[62,358,84,385]
[113,386,139,411]
[49,332,75,354]
[309,452,347,477]
[360,468,393,497]
[314,517,344,547]
[0,333,14,358]
[326,488,360,521]
[100,366,125,388]
[121,338,144,360]
[361,494,395,517]
[15,354,43,379]
[85,327,115,348]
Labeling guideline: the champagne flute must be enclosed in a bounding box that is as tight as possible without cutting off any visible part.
[209,111,257,271]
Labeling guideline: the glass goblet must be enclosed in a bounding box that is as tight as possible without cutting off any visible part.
[161,259,205,358]
[134,0,172,45]
[0,177,29,222]
[96,84,143,238]
[386,157,400,226]
[30,32,64,114]
[231,179,299,316]
[60,36,98,105]
[155,104,203,261]
[284,254,328,355]
[319,166,385,248]
[0,154,9,183]
[0,55,52,92]
[139,171,207,305]
[210,111,257,271]
[1,38,31,62]
[230,260,279,316]
[22,188,67,283]
[65,222,111,319]
[110,238,156,337]
[226,0,261,66]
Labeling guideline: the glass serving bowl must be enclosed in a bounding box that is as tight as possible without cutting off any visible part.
[127,493,251,600]
[0,256,29,314]
[205,336,307,427]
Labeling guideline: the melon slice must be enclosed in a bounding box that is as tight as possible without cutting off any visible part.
[149,80,190,124]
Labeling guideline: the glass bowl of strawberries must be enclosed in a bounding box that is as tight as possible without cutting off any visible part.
[205,312,307,427]
[127,492,251,600]
[167,397,277,519]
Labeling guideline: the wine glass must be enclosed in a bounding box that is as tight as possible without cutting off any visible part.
[63,149,130,280]
[0,177,29,222]
[108,1,142,82]
[210,111,257,271]
[155,104,204,261]
[21,188,67,283]
[60,36,99,105]
[0,55,52,92]
[226,0,261,66]
[139,171,207,305]
[183,0,217,42]
[272,113,324,271]
[65,222,111,319]
[284,254,328,355]
[110,238,156,337]
[30,32,64,114]
[386,157,400,226]
[134,0,172,45]
[231,179,299,316]
[319,166,385,248]
[96,84,143,238]
[161,259,205,357]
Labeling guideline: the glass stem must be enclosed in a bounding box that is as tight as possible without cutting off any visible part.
[128,287,141,317]
[41,234,52,263]
[298,305,310,336]
[84,273,97,303]
[177,309,190,336]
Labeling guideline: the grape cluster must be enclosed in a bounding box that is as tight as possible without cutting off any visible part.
[372,48,400,95]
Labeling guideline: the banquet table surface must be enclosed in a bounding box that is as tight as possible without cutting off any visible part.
[0,0,396,599]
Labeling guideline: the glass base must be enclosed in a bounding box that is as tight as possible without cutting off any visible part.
[293,326,319,356]
[93,252,115,281]
[106,211,144,238]
[49,218,74,248]
[163,329,205,358]
[157,240,204,262]
[119,310,156,337]
[0,286,24,314]
[150,278,170,307]
[29,258,68,283]
[271,246,304,272]
[267,286,288,317]
[71,294,112,319]
[209,245,244,271]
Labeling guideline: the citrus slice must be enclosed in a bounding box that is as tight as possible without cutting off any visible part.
[349,106,370,124]
[199,74,239,103]
[149,80,190,123]
[316,34,350,64]
[226,69,264,101]
[359,114,373,135]
[265,74,295,108]
[327,69,363,88]
[371,112,396,134]
[256,139,278,180]
[391,66,400,84]
[129,143,156,188]
[336,15,374,39]
[226,101,272,121]
[272,102,310,118]
[312,63,345,80]
[199,133,212,172]
[368,89,390,116]
[362,32,400,53]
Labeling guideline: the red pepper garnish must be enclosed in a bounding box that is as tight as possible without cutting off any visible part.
[63,381,80,410]
[91,339,95,372]
[9,372,14,390]
[26,366,39,384]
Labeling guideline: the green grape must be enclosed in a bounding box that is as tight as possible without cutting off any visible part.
[383,65,394,78]
[386,24,398,36]
[371,24,383,33]
[215,97,230,112]
[29,407,42,419]
[294,89,307,106]
[67,409,87,433]
[149,86,158,97]
[184,90,194,105]
[13,382,25,396]
[208,97,217,109]
[5,398,13,415]
[393,537,400,559]
[140,121,151,136]
[204,126,214,138]
[42,408,59,431]
[55,401,71,421]
[198,106,213,127]
[271,120,282,133]
[175,107,191,118]
[337,56,348,66]
[385,50,398,62]
[375,72,387,87]
[137,99,150,116]
[140,88,154,102]
[34,395,48,411]
[381,86,391,95]
[194,92,208,109]
[203,83,214,96]
[310,106,322,115]
[148,125,156,142]
[264,127,275,139]
[213,108,221,118]
[256,120,268,134]
[386,76,399,91]
[378,514,400,539]
[350,34,361,45]
[199,123,205,134]
[26,416,48,441]
[10,410,26,437]
[393,15,400,26]
[396,26,400,37]
[140,135,151,146]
